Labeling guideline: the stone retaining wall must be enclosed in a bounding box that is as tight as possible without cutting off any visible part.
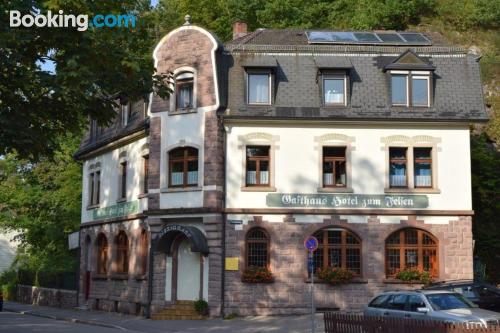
[17,284,77,308]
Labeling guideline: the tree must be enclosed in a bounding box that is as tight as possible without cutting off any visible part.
[0,133,82,273]
[0,0,171,159]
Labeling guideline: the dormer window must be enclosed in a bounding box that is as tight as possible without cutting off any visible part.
[323,75,347,106]
[247,72,271,105]
[121,103,131,127]
[390,71,430,107]
[175,72,194,110]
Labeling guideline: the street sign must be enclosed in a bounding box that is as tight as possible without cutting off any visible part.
[304,236,319,252]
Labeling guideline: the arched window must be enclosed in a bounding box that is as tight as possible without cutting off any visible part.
[168,147,198,187]
[115,231,129,274]
[138,229,149,275]
[311,228,361,275]
[246,228,270,268]
[97,233,108,274]
[385,228,438,277]
[175,72,194,110]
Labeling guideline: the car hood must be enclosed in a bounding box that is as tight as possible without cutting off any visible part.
[438,308,500,321]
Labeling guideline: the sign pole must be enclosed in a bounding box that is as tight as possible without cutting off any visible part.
[304,236,318,333]
[310,251,315,333]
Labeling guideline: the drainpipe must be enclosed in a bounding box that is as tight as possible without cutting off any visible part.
[220,115,227,318]
[146,238,154,318]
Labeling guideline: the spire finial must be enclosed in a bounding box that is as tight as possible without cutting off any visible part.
[184,14,191,26]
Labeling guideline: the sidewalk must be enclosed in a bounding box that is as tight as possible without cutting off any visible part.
[4,301,325,333]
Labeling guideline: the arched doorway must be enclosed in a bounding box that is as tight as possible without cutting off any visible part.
[155,225,209,302]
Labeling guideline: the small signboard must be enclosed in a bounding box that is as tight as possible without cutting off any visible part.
[304,236,319,252]
[225,257,239,271]
[92,200,140,220]
[68,231,80,250]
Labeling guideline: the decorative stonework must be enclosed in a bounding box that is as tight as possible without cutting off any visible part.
[315,133,355,144]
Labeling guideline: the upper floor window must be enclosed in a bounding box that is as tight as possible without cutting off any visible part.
[175,72,194,110]
[88,169,101,207]
[168,147,198,187]
[246,146,270,186]
[119,161,127,199]
[414,148,432,188]
[386,228,438,278]
[121,103,131,127]
[247,72,271,105]
[246,228,270,268]
[97,233,108,274]
[142,154,149,194]
[391,71,430,107]
[389,147,408,188]
[323,146,346,187]
[323,75,346,106]
[115,231,129,274]
[311,228,361,276]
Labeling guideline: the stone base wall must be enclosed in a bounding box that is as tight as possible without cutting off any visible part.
[224,215,473,316]
[17,285,77,308]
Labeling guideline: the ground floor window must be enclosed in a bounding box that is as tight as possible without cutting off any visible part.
[246,228,270,268]
[385,228,438,277]
[311,228,361,275]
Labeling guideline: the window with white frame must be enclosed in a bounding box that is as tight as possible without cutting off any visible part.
[323,75,346,106]
[391,71,431,107]
[247,71,271,105]
[175,72,194,110]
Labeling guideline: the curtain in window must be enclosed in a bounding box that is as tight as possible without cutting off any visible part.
[178,85,192,109]
[323,173,334,185]
[324,79,344,104]
[415,164,432,186]
[248,74,269,104]
[246,171,257,184]
[187,171,198,184]
[412,78,428,106]
[390,164,406,187]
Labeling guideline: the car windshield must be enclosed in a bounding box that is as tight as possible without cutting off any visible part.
[426,293,476,311]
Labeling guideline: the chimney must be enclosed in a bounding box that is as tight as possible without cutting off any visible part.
[232,21,248,40]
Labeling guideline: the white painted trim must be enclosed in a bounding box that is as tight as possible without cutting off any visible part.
[153,25,220,113]
[165,256,172,301]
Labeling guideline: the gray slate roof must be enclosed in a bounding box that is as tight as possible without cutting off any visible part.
[223,29,488,123]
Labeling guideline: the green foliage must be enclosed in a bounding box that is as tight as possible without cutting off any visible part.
[194,299,209,315]
[395,268,432,285]
[0,133,82,273]
[241,266,274,283]
[471,134,500,284]
[317,266,354,284]
[436,0,499,31]
[0,269,18,301]
[0,0,171,159]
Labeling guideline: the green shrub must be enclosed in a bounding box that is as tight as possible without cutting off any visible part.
[316,267,354,284]
[194,299,209,316]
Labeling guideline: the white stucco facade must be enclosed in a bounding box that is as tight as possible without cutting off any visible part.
[81,136,149,224]
[225,122,472,211]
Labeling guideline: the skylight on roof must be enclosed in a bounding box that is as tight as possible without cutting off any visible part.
[306,31,431,45]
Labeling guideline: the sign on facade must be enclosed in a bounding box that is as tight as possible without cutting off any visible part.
[266,193,429,209]
[225,257,239,271]
[92,200,140,220]
[68,231,80,250]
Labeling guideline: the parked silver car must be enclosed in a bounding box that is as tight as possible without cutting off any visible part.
[364,290,500,328]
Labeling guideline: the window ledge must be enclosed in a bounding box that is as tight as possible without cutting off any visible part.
[134,274,147,281]
[317,187,354,193]
[384,188,441,194]
[116,198,127,203]
[86,204,100,210]
[169,109,197,116]
[110,274,129,280]
[304,277,368,284]
[161,186,202,193]
[241,186,277,192]
[138,193,148,199]
[383,278,424,285]
[92,274,108,280]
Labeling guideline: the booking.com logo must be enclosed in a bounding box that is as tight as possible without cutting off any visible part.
[9,10,136,31]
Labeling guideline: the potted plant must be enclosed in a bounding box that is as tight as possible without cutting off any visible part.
[194,299,209,316]
[395,268,432,285]
[241,266,274,283]
[316,266,354,284]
